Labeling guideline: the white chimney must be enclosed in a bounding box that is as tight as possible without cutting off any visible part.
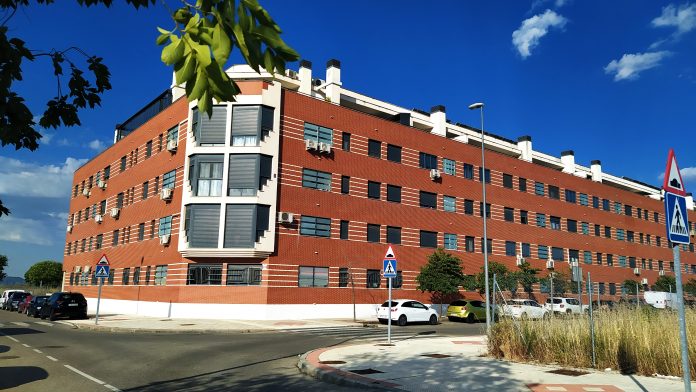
[591,160,603,183]
[325,59,341,104]
[517,136,532,162]
[429,105,446,137]
[561,150,575,174]
[298,60,312,95]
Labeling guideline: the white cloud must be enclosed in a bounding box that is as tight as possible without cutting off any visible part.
[0,156,87,198]
[40,132,54,145]
[555,0,570,7]
[87,139,106,151]
[604,51,671,81]
[680,167,696,182]
[652,3,696,35]
[0,216,54,246]
[57,138,72,146]
[44,211,69,221]
[512,10,568,58]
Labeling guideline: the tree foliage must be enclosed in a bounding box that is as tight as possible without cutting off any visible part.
[24,260,63,287]
[474,261,519,296]
[622,279,640,295]
[0,254,7,281]
[416,248,466,312]
[0,0,298,217]
[540,269,571,296]
[684,279,696,296]
[514,261,540,294]
[652,275,677,292]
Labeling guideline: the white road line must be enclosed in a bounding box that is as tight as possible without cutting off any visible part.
[4,335,19,342]
[64,365,105,385]
[0,323,4,327]
[35,321,53,327]
[46,355,58,362]
[22,343,30,348]
[11,321,30,327]
[104,384,120,392]
[33,348,43,354]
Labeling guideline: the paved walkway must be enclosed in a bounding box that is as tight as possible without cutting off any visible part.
[298,335,694,392]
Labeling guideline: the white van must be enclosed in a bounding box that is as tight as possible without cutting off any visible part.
[1,289,26,310]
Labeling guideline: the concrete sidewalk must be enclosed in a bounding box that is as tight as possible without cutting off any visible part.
[298,335,694,392]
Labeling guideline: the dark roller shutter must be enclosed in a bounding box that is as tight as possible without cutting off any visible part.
[224,204,255,248]
[197,105,227,145]
[185,204,220,248]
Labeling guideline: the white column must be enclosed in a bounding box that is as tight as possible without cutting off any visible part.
[325,59,341,104]
[561,150,575,174]
[298,60,312,95]
[591,160,603,182]
[429,105,446,137]
[517,136,533,162]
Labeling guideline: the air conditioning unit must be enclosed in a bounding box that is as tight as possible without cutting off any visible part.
[305,139,318,151]
[286,69,298,79]
[160,187,173,201]
[546,259,555,270]
[97,179,106,189]
[659,269,665,276]
[641,278,648,285]
[429,169,441,180]
[94,214,103,223]
[66,225,73,233]
[167,139,178,152]
[633,267,641,275]
[516,256,525,266]
[277,211,294,224]
[110,208,120,218]
[82,188,91,197]
[318,142,332,154]
[159,234,170,245]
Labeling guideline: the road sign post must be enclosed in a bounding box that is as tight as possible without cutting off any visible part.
[94,255,110,325]
[383,246,397,345]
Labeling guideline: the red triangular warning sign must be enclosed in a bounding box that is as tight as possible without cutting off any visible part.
[663,149,687,196]
[97,254,110,265]
[384,245,396,260]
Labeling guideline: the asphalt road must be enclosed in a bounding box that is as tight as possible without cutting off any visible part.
[0,310,484,391]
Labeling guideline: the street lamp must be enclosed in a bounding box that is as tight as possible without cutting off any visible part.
[469,102,490,335]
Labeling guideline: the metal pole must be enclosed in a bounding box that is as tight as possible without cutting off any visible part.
[492,273,497,326]
[588,272,596,368]
[636,283,640,311]
[479,106,491,336]
[673,245,692,390]
[388,276,392,345]
[550,272,555,318]
[95,277,103,325]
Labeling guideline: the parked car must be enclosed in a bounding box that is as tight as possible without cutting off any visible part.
[545,297,583,315]
[500,299,549,319]
[17,294,33,313]
[1,289,26,310]
[446,299,487,323]
[6,292,31,312]
[26,296,49,318]
[377,299,438,326]
[40,292,88,321]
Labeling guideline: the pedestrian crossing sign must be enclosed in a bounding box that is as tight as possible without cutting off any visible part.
[94,265,110,278]
[383,259,397,278]
[665,192,690,245]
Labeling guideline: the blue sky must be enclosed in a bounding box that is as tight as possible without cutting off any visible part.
[1,0,695,277]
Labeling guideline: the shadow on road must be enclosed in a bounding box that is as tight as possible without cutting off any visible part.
[0,366,49,389]
[0,327,46,336]
[0,344,9,354]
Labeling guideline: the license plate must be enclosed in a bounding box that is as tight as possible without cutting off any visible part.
[68,303,78,307]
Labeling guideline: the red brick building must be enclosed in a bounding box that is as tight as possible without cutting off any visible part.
[62,60,696,319]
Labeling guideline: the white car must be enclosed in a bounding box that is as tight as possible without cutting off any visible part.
[377,299,439,326]
[500,299,549,319]
[545,297,583,314]
[1,289,26,310]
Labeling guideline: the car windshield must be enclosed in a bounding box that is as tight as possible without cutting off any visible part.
[380,301,398,307]
[61,294,85,301]
[450,300,467,306]
[546,298,562,304]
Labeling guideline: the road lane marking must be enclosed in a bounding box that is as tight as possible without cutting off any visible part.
[11,321,30,327]
[22,343,30,348]
[46,355,58,362]
[33,348,43,354]
[35,321,53,327]
[4,335,19,342]
[64,364,105,384]
[0,323,4,327]
[104,385,120,392]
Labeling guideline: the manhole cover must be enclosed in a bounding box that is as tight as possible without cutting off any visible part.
[547,369,590,376]
[350,368,384,375]
[421,353,452,359]
[319,360,346,365]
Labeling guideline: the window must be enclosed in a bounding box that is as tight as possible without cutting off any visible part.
[145,266,151,285]
[112,230,119,246]
[479,202,491,218]
[614,202,622,214]
[368,139,381,158]
[226,154,272,197]
[420,191,437,209]
[550,216,561,230]
[522,243,531,257]
[478,167,491,183]
[518,177,527,192]
[548,185,560,199]
[95,234,102,250]
[227,265,262,285]
[520,210,528,224]
[420,230,437,248]
[654,212,659,222]
[443,196,456,212]
[616,229,625,241]
[303,122,332,144]
[463,163,474,179]
[536,213,546,228]
[154,176,159,194]
[594,224,600,236]
[646,234,651,244]
[609,283,616,295]
[387,185,401,203]
[464,199,474,215]
[567,219,577,233]
[629,257,636,269]
[565,189,576,203]
[167,125,179,145]
[503,173,513,189]
[606,254,614,266]
[388,271,403,289]
[604,226,611,238]
[658,260,664,271]
[191,158,224,196]
[103,165,110,180]
[481,238,492,255]
[340,220,349,240]
[138,223,145,241]
[598,282,605,294]
[505,241,516,256]
[368,181,381,199]
[581,222,589,235]
[367,224,380,243]
[504,207,514,222]
[465,236,475,252]
[342,132,351,151]
[387,144,401,163]
[341,176,350,194]
[593,196,599,209]
[302,169,331,191]
[339,268,349,288]
[159,216,173,236]
[670,261,675,272]
[444,233,457,250]
[150,220,155,239]
[300,215,331,237]
[131,267,140,285]
[569,249,579,263]
[157,134,163,152]
[579,193,588,206]
[145,141,152,158]
[584,251,592,264]
[443,158,456,175]
[657,236,661,247]
[538,245,548,260]
[162,169,176,189]
[602,199,610,211]
[387,226,401,245]
[187,264,223,285]
[122,268,130,285]
[154,265,168,285]
[624,204,632,216]
[142,181,149,200]
[120,156,127,172]
[535,182,545,196]
[366,269,381,288]
[552,247,564,261]
[298,267,329,287]
[596,253,603,265]
[418,152,437,169]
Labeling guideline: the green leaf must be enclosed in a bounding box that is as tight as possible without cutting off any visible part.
[156,32,170,46]
[188,65,208,101]
[174,53,197,84]
[161,37,185,65]
[262,48,274,73]
[188,37,211,68]
[157,26,170,35]
[211,22,231,67]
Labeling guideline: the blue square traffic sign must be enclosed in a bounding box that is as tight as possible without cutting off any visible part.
[665,192,690,245]
[383,259,397,278]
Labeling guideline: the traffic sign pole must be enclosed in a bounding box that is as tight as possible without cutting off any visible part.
[95,277,103,325]
[387,276,392,345]
[673,244,692,391]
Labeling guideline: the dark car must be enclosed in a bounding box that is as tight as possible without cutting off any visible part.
[26,295,49,318]
[17,294,33,313]
[40,292,88,321]
[7,292,30,312]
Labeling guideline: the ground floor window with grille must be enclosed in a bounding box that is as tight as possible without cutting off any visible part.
[187,264,223,285]
[298,266,329,287]
[384,271,403,288]
[366,269,381,288]
[154,265,168,285]
[227,265,262,285]
[339,267,350,287]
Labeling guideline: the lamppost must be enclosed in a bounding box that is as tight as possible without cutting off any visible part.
[634,268,641,310]
[469,102,490,334]
[548,257,555,318]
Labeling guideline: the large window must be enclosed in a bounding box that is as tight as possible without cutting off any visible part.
[443,158,456,175]
[368,139,381,158]
[420,191,437,209]
[300,215,331,237]
[342,132,351,151]
[536,213,546,228]
[505,241,516,256]
[304,122,332,144]
[231,105,273,146]
[227,265,261,285]
[162,169,176,189]
[367,224,380,243]
[366,269,381,288]
[387,185,401,203]
[443,196,456,212]
[522,243,531,257]
[535,182,545,196]
[504,207,514,222]
[565,189,576,203]
[503,174,513,189]
[187,264,223,285]
[189,155,223,196]
[299,266,329,287]
[167,125,179,145]
[154,265,167,285]
[550,216,561,230]
[302,168,331,191]
[420,230,437,248]
[387,226,401,245]
[387,144,401,163]
[192,106,227,146]
[419,152,437,169]
[567,219,577,233]
[569,249,579,263]
[159,216,173,236]
[548,185,560,200]
[463,163,474,179]
[479,202,491,218]
[444,233,457,250]
[368,181,381,199]
[387,271,403,289]
[478,167,491,183]
[227,154,272,196]
[464,199,474,215]
[184,204,220,248]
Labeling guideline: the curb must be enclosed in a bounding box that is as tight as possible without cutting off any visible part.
[297,347,402,391]
[70,323,271,334]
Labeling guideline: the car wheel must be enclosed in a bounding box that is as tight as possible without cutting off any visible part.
[447,316,456,322]
[397,315,407,327]
[429,314,438,325]
[49,309,57,321]
[466,313,476,323]
[378,318,387,325]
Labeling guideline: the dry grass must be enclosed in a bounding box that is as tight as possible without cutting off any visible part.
[489,306,696,378]
[0,284,59,296]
